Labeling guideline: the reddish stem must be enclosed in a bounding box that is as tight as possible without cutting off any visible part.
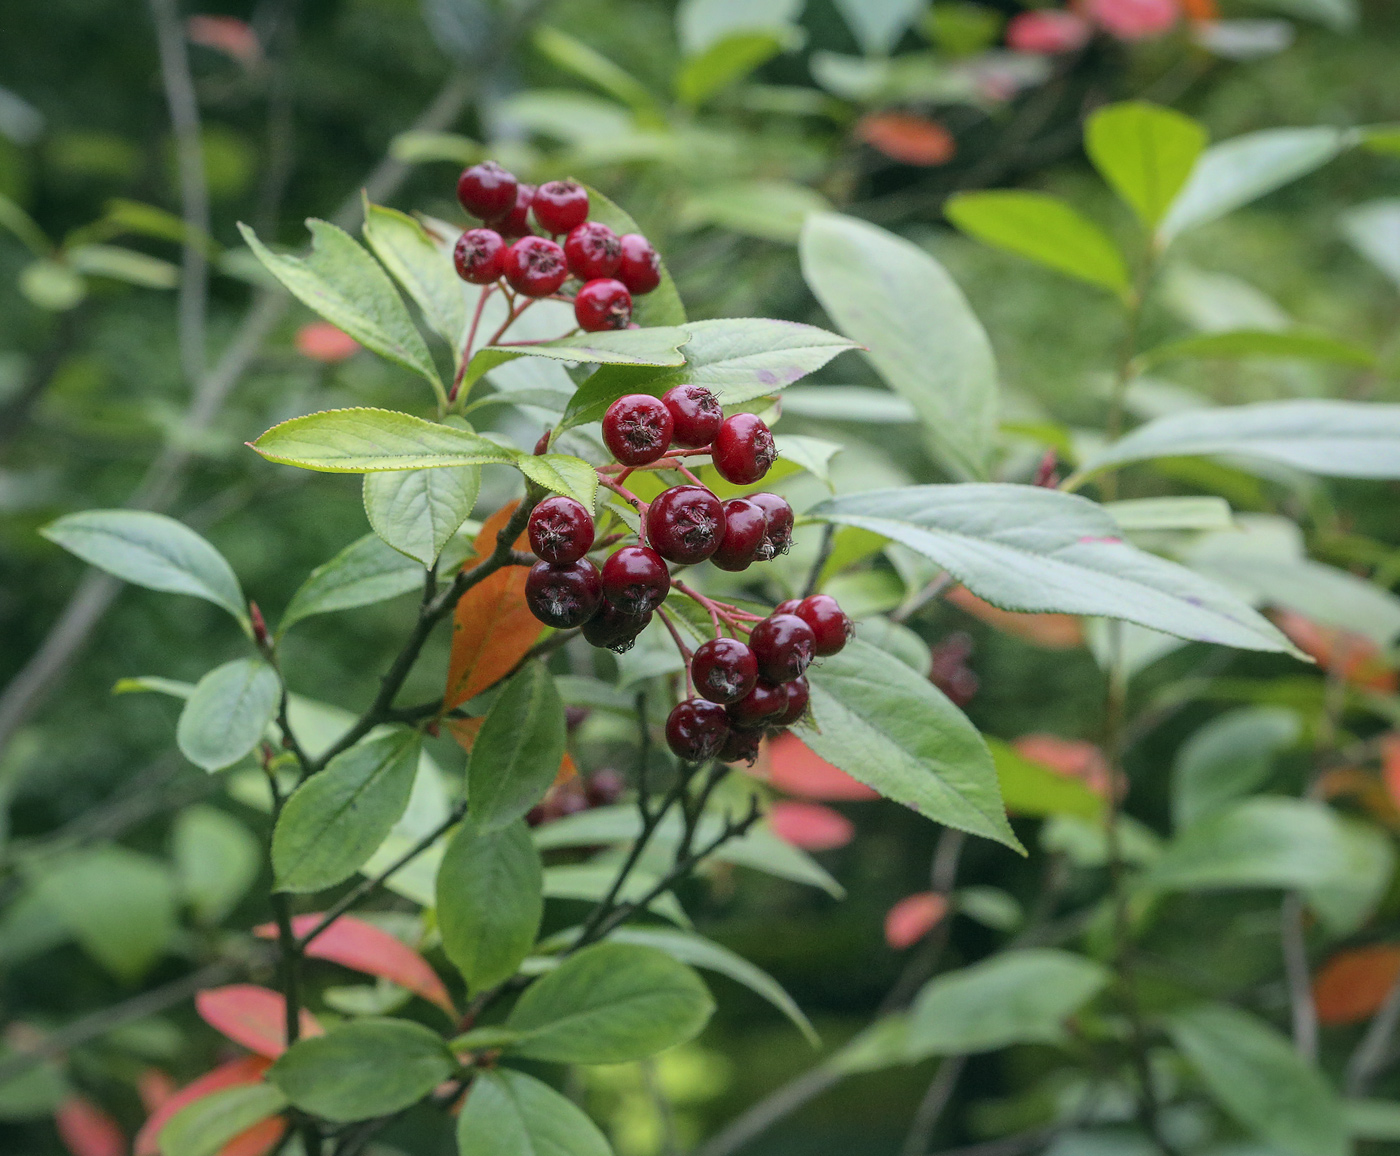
[485,296,536,347]
[450,286,495,403]
[657,608,695,696]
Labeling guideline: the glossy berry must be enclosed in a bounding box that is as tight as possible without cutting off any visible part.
[457,161,517,219]
[775,676,810,726]
[646,485,723,564]
[617,233,662,295]
[582,604,651,653]
[710,498,769,572]
[489,183,536,239]
[748,492,794,556]
[713,413,776,486]
[773,598,801,616]
[574,278,632,332]
[601,546,670,615]
[719,726,762,765]
[504,236,567,298]
[666,698,730,762]
[691,637,758,705]
[564,221,622,280]
[528,496,594,564]
[662,384,723,448]
[453,228,507,284]
[797,594,853,656]
[726,680,786,728]
[749,613,816,684]
[586,767,626,806]
[532,179,589,234]
[602,394,673,466]
[525,559,602,628]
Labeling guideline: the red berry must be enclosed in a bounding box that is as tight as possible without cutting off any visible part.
[749,613,816,683]
[528,496,595,564]
[532,179,589,234]
[713,413,776,485]
[602,394,673,466]
[453,228,507,284]
[525,559,602,628]
[709,498,768,572]
[748,492,793,556]
[797,594,853,656]
[774,676,809,726]
[617,233,662,295]
[662,384,723,448]
[586,767,626,806]
[504,236,567,298]
[774,599,802,616]
[727,681,787,728]
[457,161,517,219]
[646,485,723,564]
[719,726,762,765]
[564,221,622,280]
[601,546,670,615]
[666,698,730,762]
[488,183,536,239]
[582,604,651,653]
[691,637,758,705]
[574,278,632,332]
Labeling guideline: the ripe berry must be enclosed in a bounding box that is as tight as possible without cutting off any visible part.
[601,546,670,615]
[775,676,809,726]
[719,727,762,765]
[749,613,816,683]
[646,485,723,564]
[504,236,567,298]
[748,492,793,556]
[532,179,589,234]
[586,767,626,806]
[564,221,622,280]
[574,278,632,332]
[602,394,673,466]
[713,413,776,485]
[453,228,507,284]
[582,604,651,653]
[726,680,786,728]
[666,698,730,762]
[489,183,536,239]
[662,384,723,448]
[457,161,517,219]
[691,637,758,705]
[617,233,662,295]
[711,498,769,571]
[528,496,595,564]
[773,599,801,616]
[797,594,853,656]
[525,559,602,628]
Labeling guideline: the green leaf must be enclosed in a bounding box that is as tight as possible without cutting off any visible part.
[680,180,830,244]
[1136,329,1375,371]
[543,864,690,927]
[800,212,998,481]
[780,386,917,424]
[944,191,1130,294]
[457,1069,612,1156]
[171,805,261,925]
[988,738,1105,822]
[503,942,714,1064]
[533,25,660,119]
[159,1082,287,1156]
[68,243,178,289]
[1171,707,1300,830]
[250,407,517,473]
[272,729,422,892]
[677,31,790,107]
[1340,198,1400,289]
[279,533,424,633]
[268,1018,455,1123]
[793,637,1018,850]
[176,659,281,773]
[1166,1003,1348,1156]
[1306,817,1395,938]
[1104,496,1234,534]
[237,220,443,399]
[468,664,566,833]
[905,949,1110,1058]
[363,467,480,567]
[1345,1100,1400,1141]
[437,819,543,992]
[41,509,246,624]
[516,454,599,510]
[580,186,685,329]
[832,0,922,54]
[362,199,467,349]
[459,326,691,397]
[1084,102,1208,230]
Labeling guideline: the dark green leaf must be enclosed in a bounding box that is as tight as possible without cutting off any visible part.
[468,664,566,833]
[456,1069,612,1156]
[176,659,280,772]
[1171,707,1300,830]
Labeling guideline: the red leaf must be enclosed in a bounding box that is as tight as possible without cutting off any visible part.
[763,732,878,801]
[884,892,950,950]
[1273,610,1397,693]
[136,1069,176,1114]
[56,1095,125,1156]
[135,1057,270,1156]
[1314,945,1400,1026]
[768,800,854,851]
[195,986,323,1059]
[221,1116,287,1156]
[293,322,359,363]
[1013,734,1112,798]
[252,915,454,1015]
[185,15,262,66]
[1078,0,1179,40]
[1006,9,1092,53]
[855,113,956,167]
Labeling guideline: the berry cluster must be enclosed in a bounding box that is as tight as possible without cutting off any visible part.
[454,162,661,332]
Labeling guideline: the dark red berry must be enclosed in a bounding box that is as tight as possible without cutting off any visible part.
[532,179,589,234]
[617,233,662,295]
[691,637,758,705]
[797,594,853,657]
[564,221,622,280]
[602,394,673,466]
[601,546,670,615]
[504,236,567,297]
[748,492,793,556]
[666,698,730,762]
[488,183,536,239]
[525,559,602,628]
[453,228,507,284]
[662,384,723,448]
[719,727,762,765]
[646,485,723,564]
[774,676,809,726]
[749,613,816,684]
[713,413,776,486]
[774,599,801,616]
[711,498,768,571]
[574,278,632,332]
[528,496,595,564]
[582,604,651,653]
[457,161,517,219]
[586,767,626,806]
[727,681,787,728]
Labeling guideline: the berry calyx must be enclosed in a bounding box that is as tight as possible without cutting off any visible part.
[711,497,769,571]
[574,278,633,332]
[617,233,662,295]
[713,413,776,485]
[646,485,723,564]
[602,394,673,466]
[528,496,595,564]
[774,676,809,726]
[453,228,507,284]
[601,546,670,615]
[662,384,723,448]
[726,681,786,728]
[666,698,730,761]
[525,559,602,628]
[564,221,622,280]
[488,183,536,239]
[532,179,589,234]
[748,492,794,556]
[691,637,758,705]
[749,613,816,683]
[582,604,651,653]
[796,594,853,656]
[719,727,762,765]
[504,236,567,298]
[457,161,517,219]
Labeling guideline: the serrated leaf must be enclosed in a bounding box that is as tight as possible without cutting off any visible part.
[361,200,467,350]
[468,664,566,832]
[363,467,480,566]
[458,325,690,399]
[176,659,281,773]
[1085,101,1207,230]
[250,407,517,473]
[279,533,424,633]
[456,1069,612,1156]
[516,453,599,509]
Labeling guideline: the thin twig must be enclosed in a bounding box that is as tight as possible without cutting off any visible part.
[900,1056,966,1156]
[1281,893,1317,1061]
[693,1066,846,1156]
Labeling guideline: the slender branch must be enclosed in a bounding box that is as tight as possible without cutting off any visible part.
[0,306,83,452]
[900,1056,966,1156]
[693,1066,846,1156]
[892,571,954,625]
[1281,893,1317,1061]
[802,524,835,599]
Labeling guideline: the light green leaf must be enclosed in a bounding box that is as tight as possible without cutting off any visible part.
[362,200,467,349]
[1085,102,1208,230]
[516,454,599,510]
[1248,0,1357,32]
[469,664,566,833]
[780,386,917,424]
[533,25,660,118]
[989,738,1105,822]
[176,659,281,773]
[159,1082,287,1156]
[543,865,690,927]
[1171,707,1300,830]
[832,0,924,54]
[775,435,842,486]
[680,179,829,244]
[457,1069,613,1156]
[250,407,517,473]
[677,31,791,107]
[112,675,195,699]
[1340,199,1400,289]
[68,243,178,289]
[1104,496,1234,533]
[580,186,686,328]
[171,805,261,925]
[1345,1099,1400,1141]
[1136,329,1375,371]
[280,533,423,633]
[1304,817,1395,938]
[388,131,482,166]
[458,325,690,400]
[363,467,480,567]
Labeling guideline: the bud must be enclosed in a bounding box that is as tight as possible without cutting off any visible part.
[1033,449,1060,489]
[249,601,269,648]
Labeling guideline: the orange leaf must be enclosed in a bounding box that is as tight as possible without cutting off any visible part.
[136,1069,176,1114]
[56,1095,125,1156]
[855,113,957,166]
[221,1117,287,1156]
[946,586,1085,649]
[194,986,323,1059]
[768,800,854,851]
[1180,0,1218,20]
[1272,610,1397,693]
[1013,733,1112,797]
[1314,945,1400,1025]
[884,892,949,950]
[134,1056,271,1156]
[762,732,879,800]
